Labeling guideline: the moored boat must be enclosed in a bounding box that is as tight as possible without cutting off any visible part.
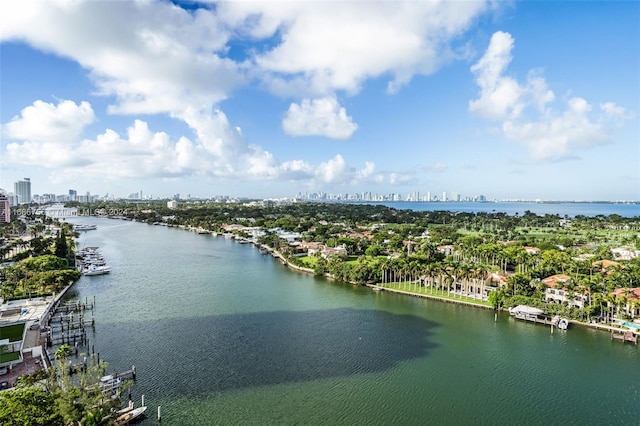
[99,375,122,393]
[557,318,569,330]
[83,265,112,276]
[74,224,97,231]
[115,406,147,425]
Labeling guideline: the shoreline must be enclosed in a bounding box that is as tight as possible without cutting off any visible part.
[94,217,640,342]
[364,284,494,310]
[254,238,639,339]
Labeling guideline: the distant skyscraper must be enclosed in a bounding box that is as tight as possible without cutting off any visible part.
[0,193,10,224]
[426,191,431,202]
[14,178,31,205]
[69,189,77,201]
[442,191,447,202]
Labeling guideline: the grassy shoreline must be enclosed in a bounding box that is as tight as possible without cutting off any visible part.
[366,283,494,309]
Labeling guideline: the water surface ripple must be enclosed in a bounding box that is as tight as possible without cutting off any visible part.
[64,218,640,425]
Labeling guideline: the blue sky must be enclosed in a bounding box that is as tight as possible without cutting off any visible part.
[1,1,638,201]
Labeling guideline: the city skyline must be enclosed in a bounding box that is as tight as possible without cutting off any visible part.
[3,176,637,204]
[1,1,638,201]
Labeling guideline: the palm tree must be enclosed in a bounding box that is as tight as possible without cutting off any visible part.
[459,263,473,298]
[436,262,447,295]
[55,344,72,363]
[444,262,457,297]
[479,263,492,301]
[603,293,616,323]
[425,262,438,295]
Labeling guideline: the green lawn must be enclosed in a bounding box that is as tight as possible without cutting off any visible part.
[381,281,492,307]
[298,256,317,268]
[0,352,21,363]
[0,324,25,342]
[344,255,385,266]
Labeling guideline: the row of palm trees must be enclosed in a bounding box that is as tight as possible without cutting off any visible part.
[379,258,493,301]
[374,250,640,320]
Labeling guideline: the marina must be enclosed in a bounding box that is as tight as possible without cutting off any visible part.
[76,246,111,276]
[44,299,95,350]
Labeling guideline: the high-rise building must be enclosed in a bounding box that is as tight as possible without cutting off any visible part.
[0,193,10,224]
[442,191,447,202]
[14,178,31,205]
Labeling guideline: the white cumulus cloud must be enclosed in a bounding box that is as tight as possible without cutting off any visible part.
[0,0,239,116]
[219,1,491,97]
[0,1,496,189]
[4,99,94,143]
[470,31,633,161]
[282,97,358,139]
[3,100,95,167]
[3,99,383,188]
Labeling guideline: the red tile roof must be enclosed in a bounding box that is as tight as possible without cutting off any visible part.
[541,274,571,288]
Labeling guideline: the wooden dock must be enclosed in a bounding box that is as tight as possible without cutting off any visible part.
[611,331,638,344]
[113,366,137,381]
[55,300,95,314]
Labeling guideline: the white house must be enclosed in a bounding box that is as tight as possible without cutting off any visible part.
[611,247,640,261]
[542,274,588,309]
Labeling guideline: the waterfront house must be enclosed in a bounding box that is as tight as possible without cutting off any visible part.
[609,288,640,319]
[488,272,508,288]
[322,245,348,259]
[299,241,348,259]
[300,241,324,256]
[0,297,50,388]
[542,274,588,308]
[483,272,508,298]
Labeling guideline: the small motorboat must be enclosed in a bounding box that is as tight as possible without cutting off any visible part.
[557,318,569,330]
[115,405,147,425]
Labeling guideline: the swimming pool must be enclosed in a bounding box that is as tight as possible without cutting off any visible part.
[621,321,640,330]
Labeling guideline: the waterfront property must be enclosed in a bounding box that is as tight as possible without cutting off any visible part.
[508,305,569,329]
[542,274,588,308]
[609,287,640,319]
[0,297,51,389]
[58,217,640,425]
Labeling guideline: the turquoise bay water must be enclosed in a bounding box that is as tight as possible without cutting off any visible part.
[66,218,639,425]
[375,201,639,217]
